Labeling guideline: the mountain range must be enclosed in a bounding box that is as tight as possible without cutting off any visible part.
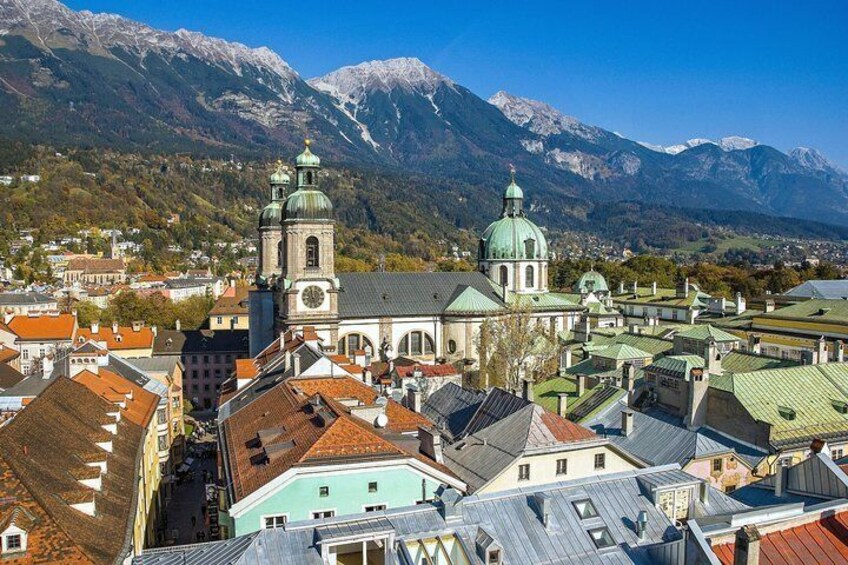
[1,0,847,234]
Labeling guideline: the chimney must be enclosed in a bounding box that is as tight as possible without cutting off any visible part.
[556,393,568,417]
[576,374,586,397]
[816,336,828,364]
[418,426,443,464]
[521,378,534,403]
[699,481,710,505]
[651,281,657,295]
[735,292,746,315]
[622,363,635,392]
[764,299,775,314]
[677,277,689,299]
[774,462,787,498]
[293,353,301,376]
[733,525,762,565]
[748,334,761,355]
[618,281,625,294]
[362,368,373,386]
[635,510,648,541]
[621,409,634,437]
[111,321,119,334]
[175,319,181,331]
[90,321,100,334]
[632,280,638,295]
[686,367,709,429]
[562,348,573,370]
[838,340,845,363]
[705,338,721,375]
[628,323,640,335]
[532,492,551,528]
[407,385,423,413]
[151,325,157,337]
[439,488,464,523]
[810,438,828,456]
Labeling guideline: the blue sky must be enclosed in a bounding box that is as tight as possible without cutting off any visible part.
[66,0,848,167]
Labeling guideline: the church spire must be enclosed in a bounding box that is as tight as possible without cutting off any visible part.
[502,165,524,217]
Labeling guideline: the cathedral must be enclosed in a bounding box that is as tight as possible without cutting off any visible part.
[249,141,587,364]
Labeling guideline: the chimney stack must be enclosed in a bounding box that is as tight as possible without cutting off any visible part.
[533,492,551,528]
[556,393,568,417]
[576,375,586,397]
[685,367,709,429]
[521,378,534,403]
[418,426,443,464]
[90,321,100,334]
[735,292,746,315]
[407,385,423,413]
[632,281,638,295]
[621,409,634,437]
[816,336,828,364]
[636,510,648,541]
[764,299,775,314]
[111,321,119,334]
[562,348,573,370]
[175,319,181,331]
[774,462,787,498]
[733,525,762,565]
[651,281,657,296]
[748,334,761,355]
[838,340,845,363]
[293,353,301,376]
[705,338,721,375]
[622,363,635,392]
[618,281,625,294]
[362,368,373,386]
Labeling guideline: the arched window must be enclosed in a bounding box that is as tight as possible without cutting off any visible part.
[499,265,509,286]
[306,171,313,185]
[337,333,373,358]
[398,331,435,357]
[277,240,284,268]
[526,265,535,289]
[306,236,319,268]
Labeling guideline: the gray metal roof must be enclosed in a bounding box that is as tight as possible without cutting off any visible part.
[751,452,848,500]
[0,292,56,306]
[463,387,530,437]
[137,464,739,565]
[587,400,767,469]
[785,279,848,299]
[336,272,506,318]
[129,356,182,374]
[421,383,485,441]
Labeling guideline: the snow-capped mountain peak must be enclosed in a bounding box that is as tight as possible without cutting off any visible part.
[718,136,759,151]
[640,136,759,155]
[789,147,843,173]
[488,91,601,141]
[309,57,454,101]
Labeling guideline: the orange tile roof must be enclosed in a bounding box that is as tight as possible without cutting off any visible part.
[8,313,76,341]
[209,286,249,316]
[713,510,848,564]
[72,369,159,428]
[0,346,20,363]
[76,326,154,350]
[234,359,260,380]
[539,410,598,443]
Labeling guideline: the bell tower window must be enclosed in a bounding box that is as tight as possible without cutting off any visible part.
[499,265,509,286]
[306,171,313,185]
[306,236,320,268]
[277,240,284,268]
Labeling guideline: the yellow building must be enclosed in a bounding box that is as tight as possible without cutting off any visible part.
[209,286,250,330]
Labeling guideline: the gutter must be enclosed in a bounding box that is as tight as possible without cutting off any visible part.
[115,423,146,565]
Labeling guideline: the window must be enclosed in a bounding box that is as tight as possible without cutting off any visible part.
[191,370,198,379]
[364,504,386,512]
[216,317,223,325]
[398,331,435,357]
[306,236,320,268]
[203,355,209,364]
[448,339,457,354]
[594,453,606,470]
[368,482,378,493]
[724,485,737,494]
[203,384,210,391]
[157,408,167,425]
[277,240,284,268]
[191,355,198,364]
[518,464,530,481]
[4,533,22,552]
[833,448,845,459]
[319,486,329,497]
[337,333,373,357]
[712,458,723,473]
[588,527,615,549]
[263,515,287,529]
[556,458,568,476]
[312,510,335,519]
[524,238,535,258]
[525,265,535,288]
[499,265,508,286]
[158,435,168,451]
[487,549,502,565]
[573,499,599,519]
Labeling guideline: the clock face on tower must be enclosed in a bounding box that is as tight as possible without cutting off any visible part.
[302,285,325,309]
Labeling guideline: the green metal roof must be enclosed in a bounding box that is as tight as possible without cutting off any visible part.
[507,291,581,312]
[647,355,705,377]
[612,285,711,309]
[591,343,653,361]
[577,270,610,294]
[479,216,548,261]
[270,162,290,185]
[284,189,333,221]
[721,351,799,374]
[758,299,848,324]
[296,141,321,167]
[613,333,674,356]
[709,363,848,449]
[259,201,283,229]
[504,179,523,199]
[444,286,504,314]
[675,324,741,343]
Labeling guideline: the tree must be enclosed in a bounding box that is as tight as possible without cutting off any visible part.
[474,306,561,393]
[73,301,106,327]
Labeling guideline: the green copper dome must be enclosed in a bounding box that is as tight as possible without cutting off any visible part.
[479,217,548,261]
[284,189,333,221]
[270,161,291,185]
[296,140,321,167]
[504,179,523,200]
[576,270,609,294]
[259,201,284,229]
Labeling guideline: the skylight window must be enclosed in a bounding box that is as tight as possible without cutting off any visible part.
[588,527,615,549]
[778,406,797,421]
[573,499,599,519]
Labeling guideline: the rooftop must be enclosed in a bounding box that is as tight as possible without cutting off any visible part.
[76,324,155,350]
[7,313,76,341]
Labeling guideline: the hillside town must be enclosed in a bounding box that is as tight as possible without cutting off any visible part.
[0,143,847,564]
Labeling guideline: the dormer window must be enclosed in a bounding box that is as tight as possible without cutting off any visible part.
[588,526,615,549]
[573,498,599,519]
[487,549,502,564]
[3,533,22,553]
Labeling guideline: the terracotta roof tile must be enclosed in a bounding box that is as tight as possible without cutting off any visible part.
[234,359,260,380]
[8,314,77,341]
[66,258,125,274]
[395,364,461,378]
[73,369,159,427]
[76,326,155,350]
[209,286,250,316]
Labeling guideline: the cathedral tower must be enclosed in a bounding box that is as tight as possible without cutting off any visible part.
[258,162,289,280]
[278,141,339,342]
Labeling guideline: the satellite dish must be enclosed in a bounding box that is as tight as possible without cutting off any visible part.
[375,413,389,428]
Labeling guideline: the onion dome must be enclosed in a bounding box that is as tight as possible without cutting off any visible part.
[284,189,333,221]
[478,169,548,261]
[296,139,321,167]
[259,201,284,229]
[576,270,609,294]
[270,160,291,185]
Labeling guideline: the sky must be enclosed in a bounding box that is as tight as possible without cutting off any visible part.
[65,0,848,167]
